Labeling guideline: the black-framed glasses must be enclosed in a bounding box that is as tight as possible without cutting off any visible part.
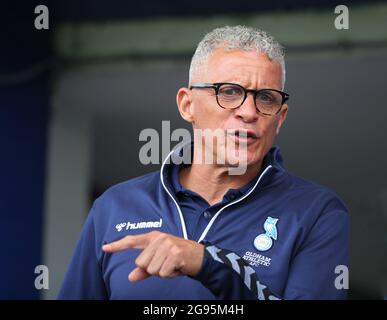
[189,82,289,116]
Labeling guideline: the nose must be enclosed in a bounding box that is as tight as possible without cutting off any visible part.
[234,93,258,123]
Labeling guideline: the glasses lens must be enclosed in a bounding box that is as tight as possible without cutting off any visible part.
[255,90,283,115]
[217,84,244,109]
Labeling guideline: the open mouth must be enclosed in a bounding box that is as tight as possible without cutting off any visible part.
[234,130,257,139]
[227,129,258,144]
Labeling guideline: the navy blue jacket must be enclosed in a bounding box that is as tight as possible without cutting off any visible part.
[58,146,349,300]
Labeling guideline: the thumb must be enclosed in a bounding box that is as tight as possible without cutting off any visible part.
[128,267,150,282]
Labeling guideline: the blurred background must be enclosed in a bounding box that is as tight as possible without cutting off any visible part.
[1,0,387,299]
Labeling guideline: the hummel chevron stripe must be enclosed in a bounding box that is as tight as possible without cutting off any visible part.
[202,242,281,300]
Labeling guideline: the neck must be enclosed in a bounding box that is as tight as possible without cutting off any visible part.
[179,154,263,206]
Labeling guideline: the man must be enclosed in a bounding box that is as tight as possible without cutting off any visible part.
[59,25,349,300]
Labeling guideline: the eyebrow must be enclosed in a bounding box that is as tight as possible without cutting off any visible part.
[217,81,282,91]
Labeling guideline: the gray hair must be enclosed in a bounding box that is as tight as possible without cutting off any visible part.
[189,25,286,89]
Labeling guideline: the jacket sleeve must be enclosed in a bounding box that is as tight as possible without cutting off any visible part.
[191,208,349,300]
[282,208,349,299]
[57,203,108,300]
[191,242,281,300]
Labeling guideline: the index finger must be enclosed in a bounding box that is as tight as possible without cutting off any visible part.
[102,233,152,253]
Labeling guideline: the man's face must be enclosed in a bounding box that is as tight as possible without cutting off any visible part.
[178,48,288,170]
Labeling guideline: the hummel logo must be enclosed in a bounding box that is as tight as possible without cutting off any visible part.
[115,219,162,232]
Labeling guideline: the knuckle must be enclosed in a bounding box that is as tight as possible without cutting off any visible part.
[156,232,168,240]
[170,246,182,257]
[159,270,169,278]
[124,236,132,244]
[135,258,146,269]
[163,238,174,248]
[146,265,157,275]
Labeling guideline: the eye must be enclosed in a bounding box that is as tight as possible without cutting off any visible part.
[219,85,243,97]
[256,91,276,104]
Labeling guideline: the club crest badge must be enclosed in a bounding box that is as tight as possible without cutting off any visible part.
[253,217,279,251]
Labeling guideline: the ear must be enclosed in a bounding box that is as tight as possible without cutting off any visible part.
[275,104,288,135]
[176,87,195,123]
